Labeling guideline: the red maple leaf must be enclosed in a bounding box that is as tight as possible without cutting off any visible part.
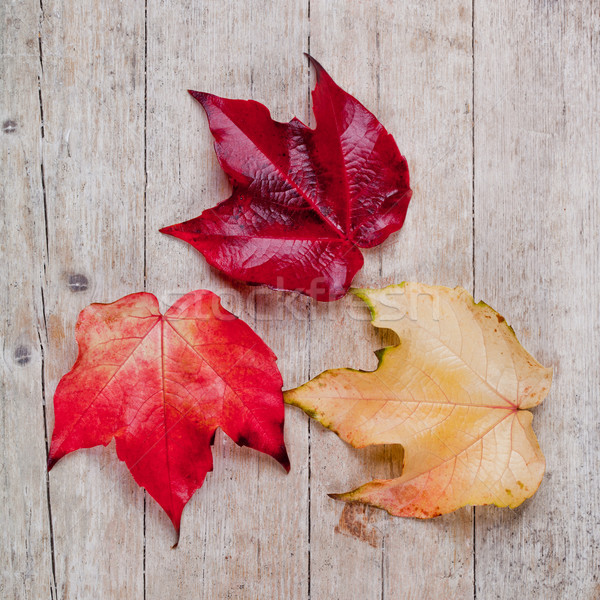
[48,290,289,534]
[161,56,412,301]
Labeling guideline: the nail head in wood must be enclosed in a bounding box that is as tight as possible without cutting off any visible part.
[3,120,17,134]
[14,345,31,366]
[67,273,89,292]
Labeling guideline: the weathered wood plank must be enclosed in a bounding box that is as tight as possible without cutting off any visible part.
[39,1,146,597]
[144,2,309,598]
[5,0,600,597]
[0,1,54,598]
[308,2,475,598]
[474,1,600,597]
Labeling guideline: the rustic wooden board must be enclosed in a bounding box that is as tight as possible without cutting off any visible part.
[473,2,600,598]
[143,2,310,599]
[37,1,146,598]
[2,0,599,598]
[1,1,54,598]
[307,2,475,598]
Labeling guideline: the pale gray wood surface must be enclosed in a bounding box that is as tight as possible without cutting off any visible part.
[473,3,600,598]
[37,2,146,598]
[144,2,310,598]
[307,2,474,599]
[1,1,53,598]
[1,1,598,598]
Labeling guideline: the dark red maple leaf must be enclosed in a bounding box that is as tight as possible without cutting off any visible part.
[161,55,412,301]
[48,290,289,534]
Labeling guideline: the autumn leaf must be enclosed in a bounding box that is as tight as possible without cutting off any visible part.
[161,56,412,301]
[48,290,289,534]
[285,283,552,517]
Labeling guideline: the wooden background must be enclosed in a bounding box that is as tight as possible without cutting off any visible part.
[2,0,599,598]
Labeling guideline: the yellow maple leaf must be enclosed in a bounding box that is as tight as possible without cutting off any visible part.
[285,283,552,517]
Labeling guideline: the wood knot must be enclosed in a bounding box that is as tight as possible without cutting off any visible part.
[68,273,89,292]
[14,345,31,365]
[3,120,17,134]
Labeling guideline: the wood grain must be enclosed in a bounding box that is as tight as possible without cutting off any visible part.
[143,2,310,598]
[307,2,475,598]
[2,0,599,598]
[1,1,54,598]
[38,1,146,598]
[474,1,600,597]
